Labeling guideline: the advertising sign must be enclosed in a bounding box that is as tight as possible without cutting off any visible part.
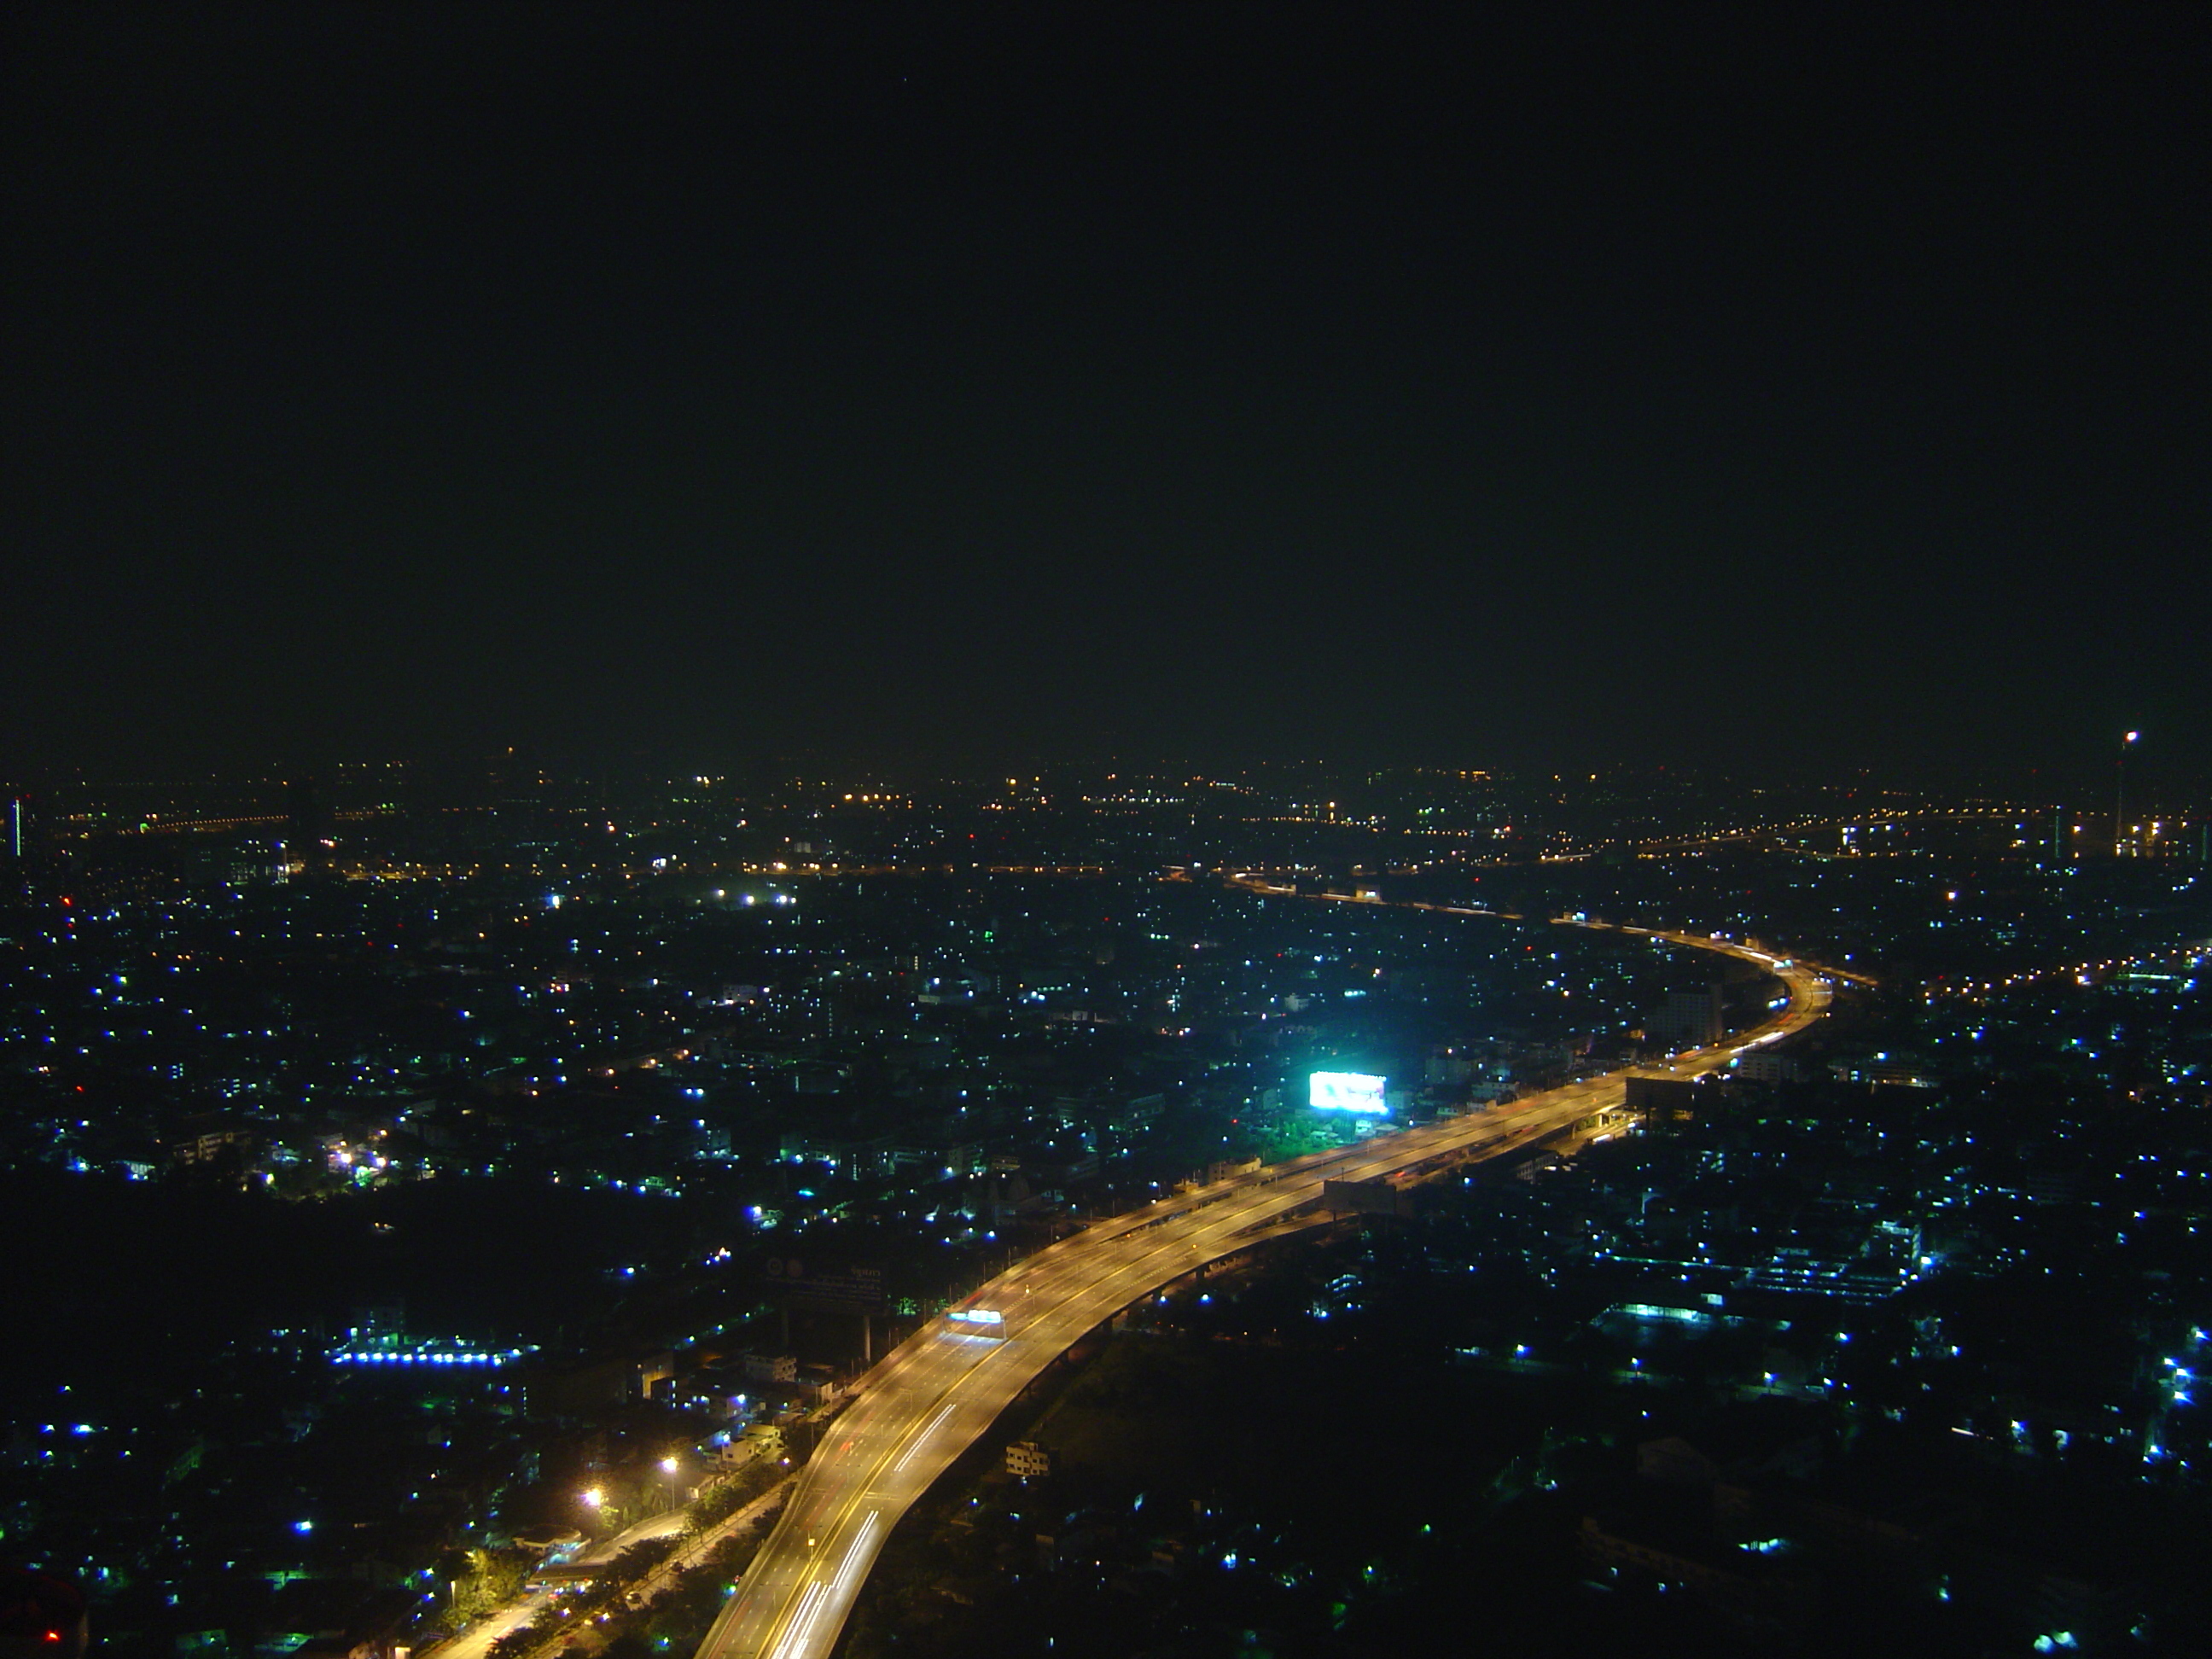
[1310,1071,1388,1114]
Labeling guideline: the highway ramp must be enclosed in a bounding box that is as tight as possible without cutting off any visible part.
[697,934,1832,1659]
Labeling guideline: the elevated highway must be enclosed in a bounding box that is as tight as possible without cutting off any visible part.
[697,905,1837,1659]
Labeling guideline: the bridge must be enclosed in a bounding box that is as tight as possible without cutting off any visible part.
[696,903,1837,1659]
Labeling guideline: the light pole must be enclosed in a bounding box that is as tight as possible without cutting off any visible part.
[2116,731,2139,857]
[660,1456,680,1513]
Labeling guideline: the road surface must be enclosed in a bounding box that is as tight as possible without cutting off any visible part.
[422,1591,544,1659]
[697,919,1834,1659]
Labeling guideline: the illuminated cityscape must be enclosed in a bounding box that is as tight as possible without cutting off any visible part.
[4,762,2209,1656]
[4,8,2207,1659]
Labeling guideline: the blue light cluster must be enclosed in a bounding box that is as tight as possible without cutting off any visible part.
[329,1348,525,1367]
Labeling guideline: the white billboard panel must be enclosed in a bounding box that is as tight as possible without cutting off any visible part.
[1309,1071,1388,1114]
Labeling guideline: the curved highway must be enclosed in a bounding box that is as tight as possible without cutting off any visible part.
[696,901,1837,1659]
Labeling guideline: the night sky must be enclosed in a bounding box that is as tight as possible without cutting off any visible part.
[5,5,2204,779]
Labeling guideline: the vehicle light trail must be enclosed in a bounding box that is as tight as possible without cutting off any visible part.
[893,1406,955,1475]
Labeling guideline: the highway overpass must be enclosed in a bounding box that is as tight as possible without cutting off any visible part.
[696,905,1837,1659]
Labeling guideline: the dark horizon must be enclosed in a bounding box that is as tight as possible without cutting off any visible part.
[5,5,2204,780]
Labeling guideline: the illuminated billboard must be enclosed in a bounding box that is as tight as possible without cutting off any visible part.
[1309,1071,1388,1114]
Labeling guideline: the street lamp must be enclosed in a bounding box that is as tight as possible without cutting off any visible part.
[660,1456,681,1512]
[2116,731,2140,858]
